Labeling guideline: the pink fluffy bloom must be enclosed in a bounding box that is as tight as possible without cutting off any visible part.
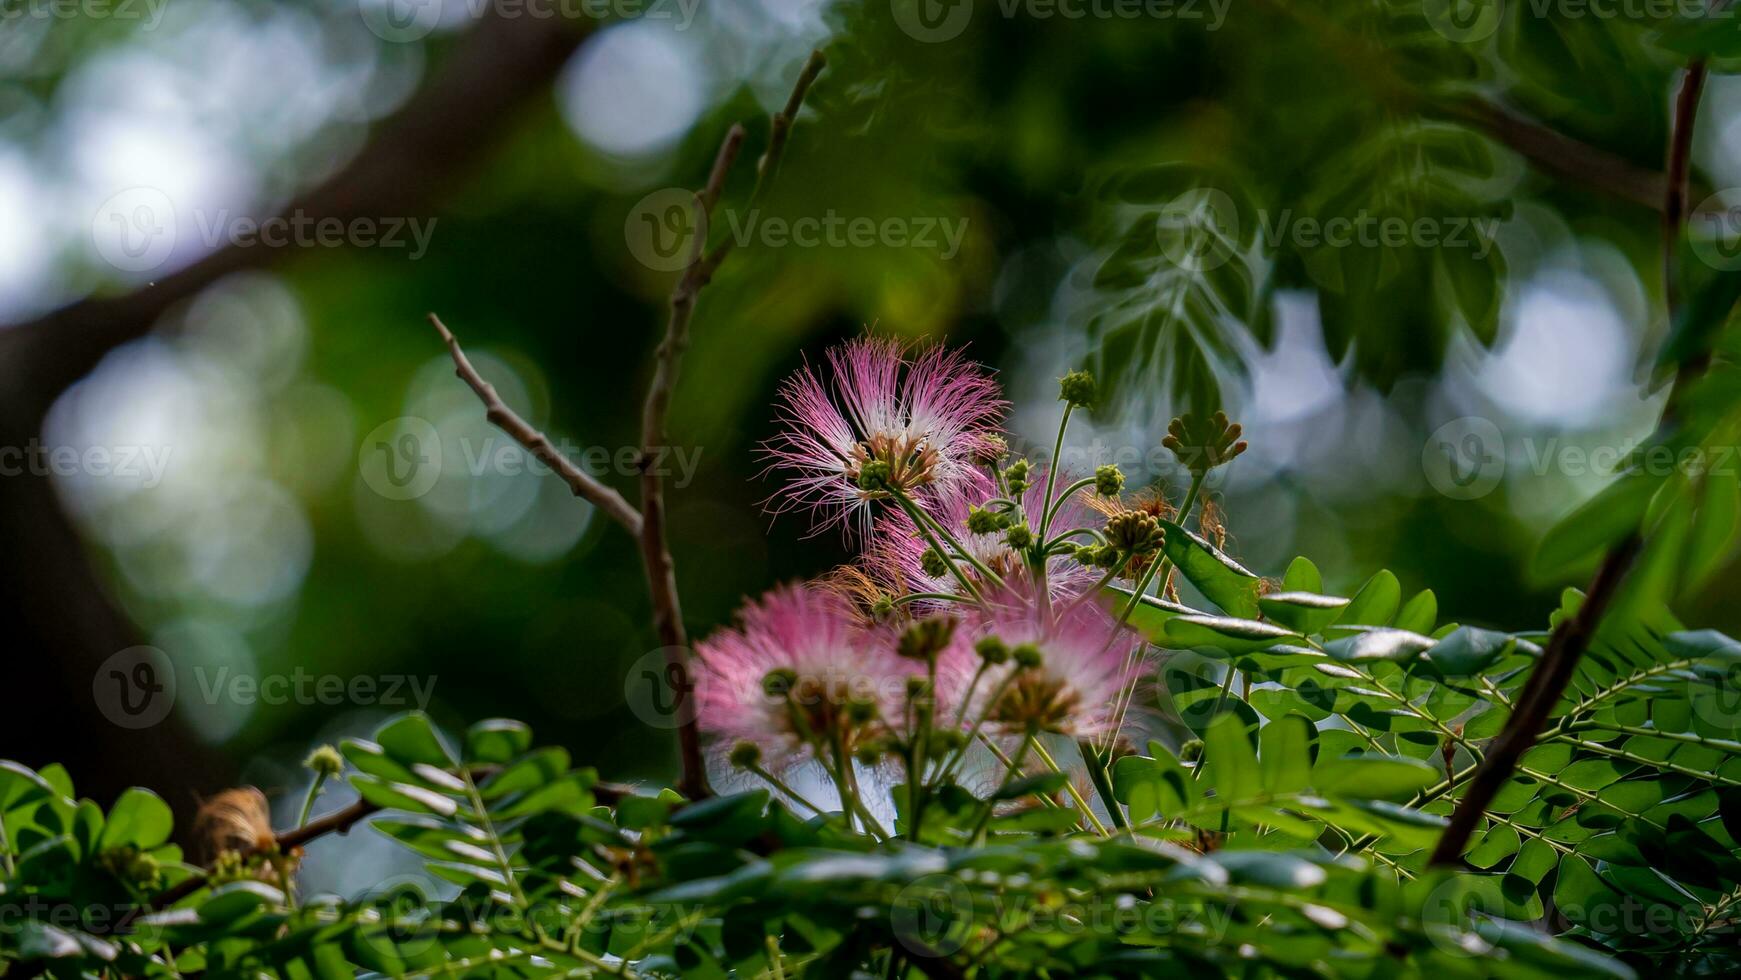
[865,469,1099,611]
[694,585,908,767]
[975,599,1142,741]
[762,338,1007,538]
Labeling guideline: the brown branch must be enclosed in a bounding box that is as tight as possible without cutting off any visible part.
[636,50,827,801]
[1664,62,1710,312]
[148,777,632,910]
[1428,534,1641,865]
[1441,98,1671,211]
[430,314,644,535]
[1432,48,1720,866]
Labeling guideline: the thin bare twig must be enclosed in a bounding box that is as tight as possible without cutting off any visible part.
[430,314,644,535]
[1664,62,1710,312]
[636,50,827,800]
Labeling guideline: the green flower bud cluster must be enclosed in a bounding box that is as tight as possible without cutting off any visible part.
[303,744,344,779]
[1059,370,1096,409]
[1012,643,1044,669]
[729,740,762,770]
[1073,543,1120,569]
[1162,411,1248,475]
[97,845,163,891]
[1094,464,1125,497]
[975,636,1010,664]
[921,548,949,578]
[1004,523,1033,549]
[1104,512,1164,555]
[898,616,957,661]
[1004,459,1031,495]
[966,506,1004,535]
[857,459,893,491]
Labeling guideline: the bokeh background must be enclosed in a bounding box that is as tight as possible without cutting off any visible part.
[3,0,1737,896]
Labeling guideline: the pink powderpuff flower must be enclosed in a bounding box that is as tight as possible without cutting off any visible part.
[864,469,1099,611]
[761,337,1007,538]
[694,585,909,768]
[975,598,1142,742]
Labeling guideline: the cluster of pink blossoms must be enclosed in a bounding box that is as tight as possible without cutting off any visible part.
[695,337,1151,785]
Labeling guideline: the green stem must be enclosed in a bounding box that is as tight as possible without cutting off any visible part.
[1043,478,1097,531]
[295,772,329,830]
[746,763,827,817]
[1039,404,1073,540]
[891,491,988,602]
[1078,742,1130,831]
[1030,736,1110,836]
[970,733,1037,840]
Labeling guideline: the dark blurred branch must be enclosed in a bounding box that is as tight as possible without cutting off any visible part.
[636,49,827,801]
[1440,98,1671,211]
[1261,0,1677,210]
[1664,61,1711,311]
[431,314,643,534]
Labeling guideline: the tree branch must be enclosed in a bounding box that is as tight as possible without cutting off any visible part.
[430,314,643,535]
[1432,53,1717,866]
[1428,534,1641,865]
[636,50,826,801]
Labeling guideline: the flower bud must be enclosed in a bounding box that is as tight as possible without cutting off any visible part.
[763,667,798,699]
[921,548,949,578]
[1105,512,1164,555]
[1058,370,1096,409]
[966,506,1002,535]
[303,745,344,779]
[1179,738,1204,763]
[898,616,958,661]
[975,636,1010,664]
[729,741,762,770]
[905,676,933,700]
[1004,523,1033,549]
[1094,464,1124,497]
[856,459,893,491]
[1012,643,1044,669]
[1162,411,1248,475]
